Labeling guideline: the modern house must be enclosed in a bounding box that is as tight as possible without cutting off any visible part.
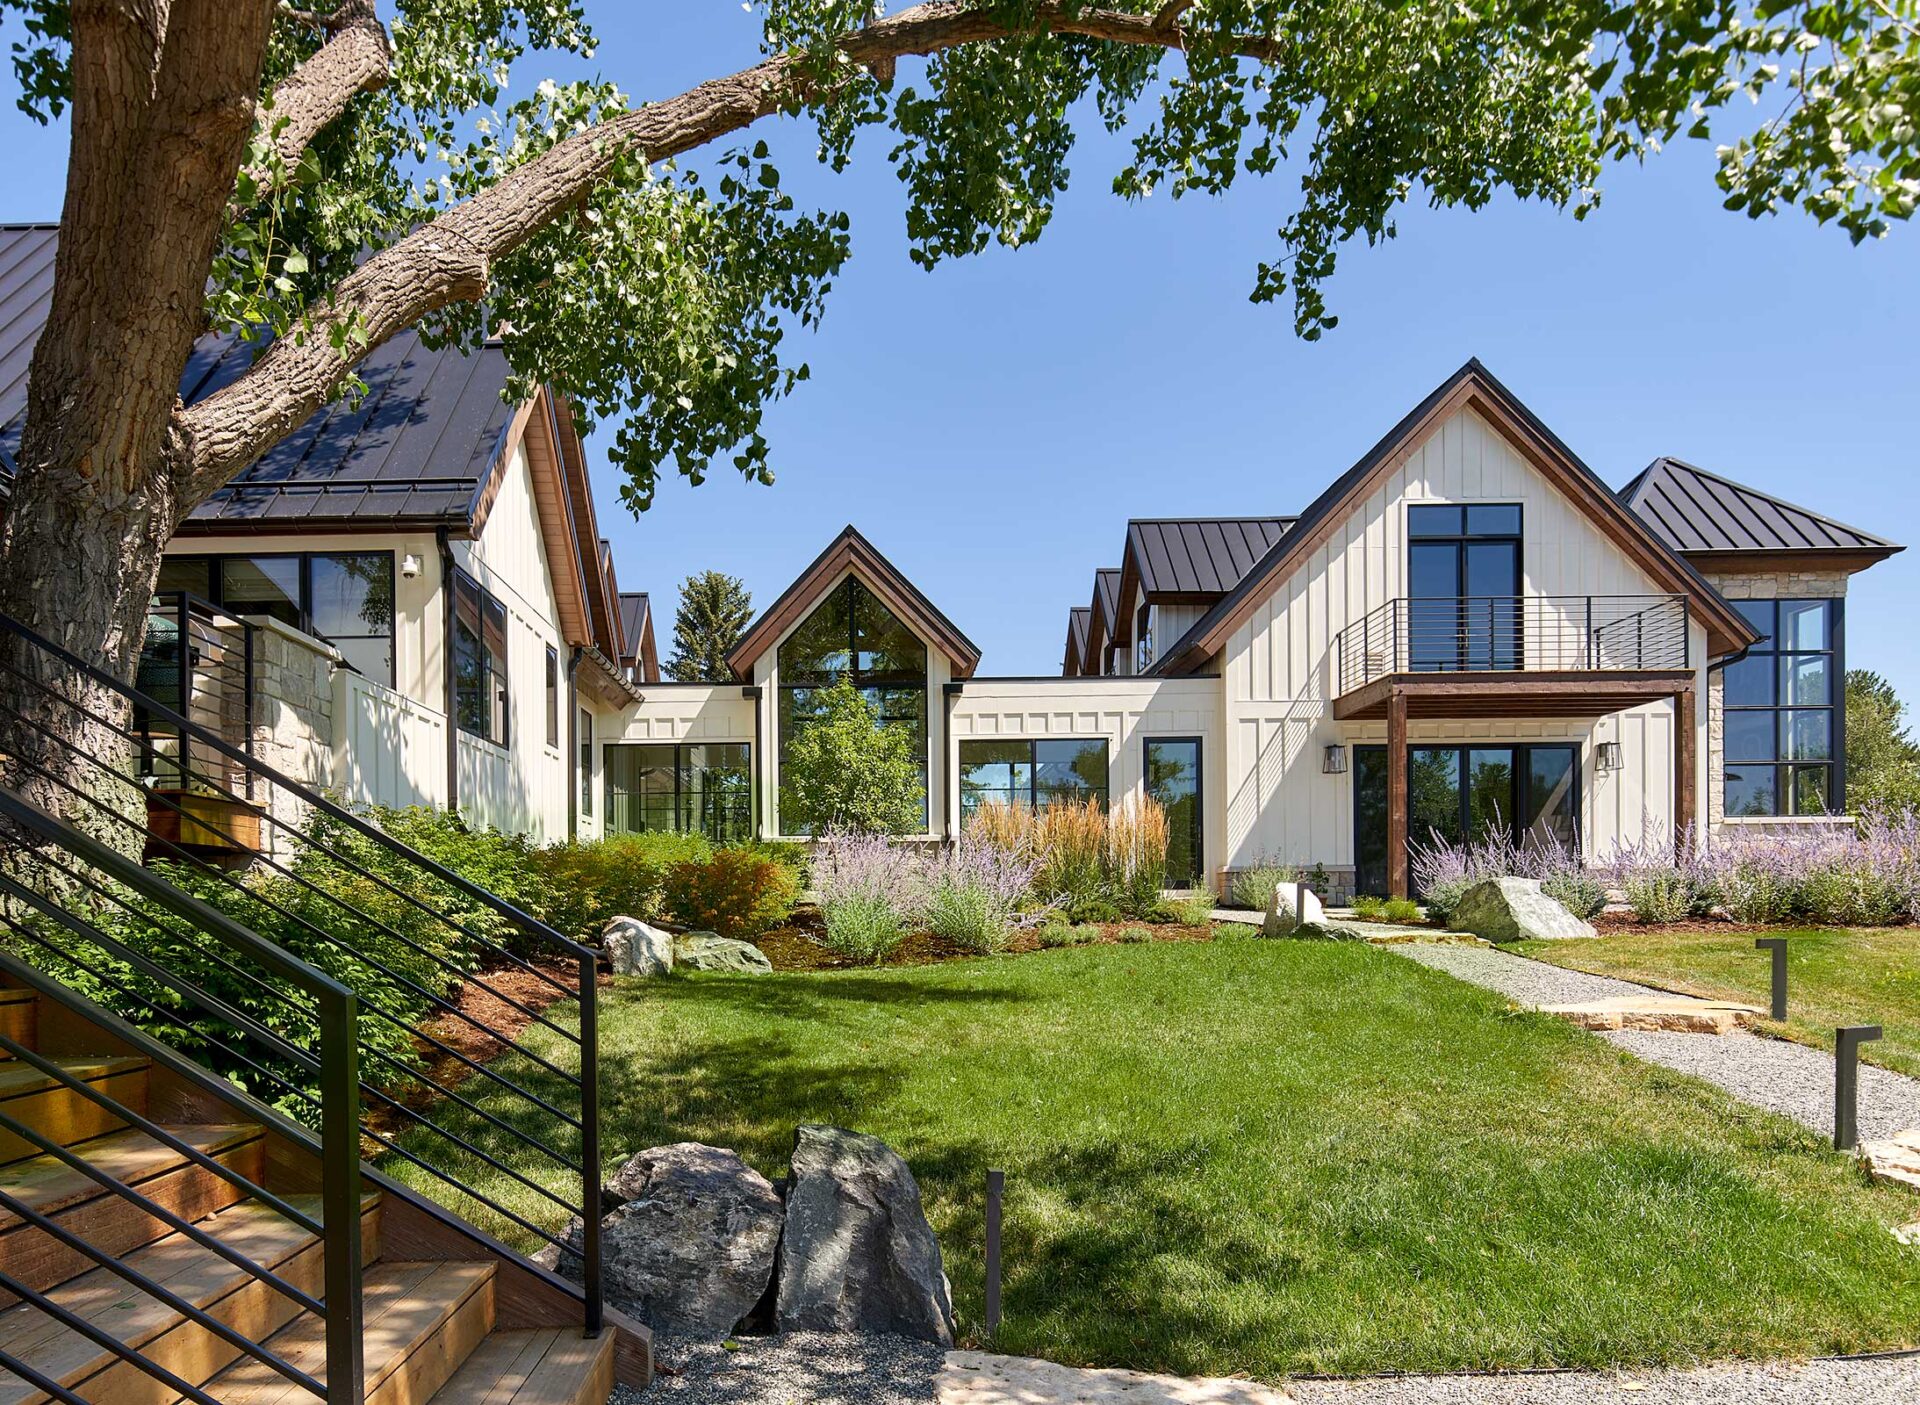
[2,220,1900,897]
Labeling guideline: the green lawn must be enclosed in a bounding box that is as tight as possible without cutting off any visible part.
[1514,927,1920,1078]
[391,937,1920,1380]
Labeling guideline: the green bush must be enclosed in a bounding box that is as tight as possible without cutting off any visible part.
[1118,925,1153,944]
[1152,893,1216,926]
[1542,871,1607,920]
[662,848,798,939]
[1418,878,1473,926]
[1062,893,1120,924]
[534,831,712,938]
[821,891,908,963]
[1037,921,1077,949]
[1351,895,1387,921]
[1227,864,1297,912]
[1068,923,1104,945]
[1624,870,1693,924]
[925,878,1011,954]
[1383,897,1422,924]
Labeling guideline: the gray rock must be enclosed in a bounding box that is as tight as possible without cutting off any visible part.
[1447,877,1596,942]
[564,1142,784,1341]
[1263,881,1334,938]
[675,931,774,973]
[603,916,674,977]
[776,1125,955,1345]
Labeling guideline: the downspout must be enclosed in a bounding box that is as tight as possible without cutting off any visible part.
[568,646,584,842]
[436,528,459,815]
[741,686,763,840]
[943,682,964,843]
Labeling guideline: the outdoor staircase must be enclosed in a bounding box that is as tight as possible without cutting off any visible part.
[0,986,617,1405]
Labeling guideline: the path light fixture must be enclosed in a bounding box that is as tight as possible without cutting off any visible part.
[1595,740,1623,773]
[1322,744,1348,775]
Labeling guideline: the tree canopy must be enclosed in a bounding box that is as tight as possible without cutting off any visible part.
[1847,668,1920,814]
[667,570,755,683]
[3,0,1912,525]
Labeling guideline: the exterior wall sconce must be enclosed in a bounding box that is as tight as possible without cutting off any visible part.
[400,553,424,579]
[1322,744,1348,775]
[1595,740,1624,773]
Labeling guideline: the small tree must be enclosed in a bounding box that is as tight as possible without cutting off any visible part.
[667,571,754,683]
[780,681,924,835]
[1847,669,1920,814]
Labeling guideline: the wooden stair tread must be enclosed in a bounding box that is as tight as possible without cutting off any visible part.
[0,1058,147,1101]
[0,1126,261,1230]
[193,1260,496,1405]
[425,1328,615,1405]
[0,1195,376,1404]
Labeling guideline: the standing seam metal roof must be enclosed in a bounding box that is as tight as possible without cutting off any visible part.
[1618,456,1900,555]
[1127,517,1294,596]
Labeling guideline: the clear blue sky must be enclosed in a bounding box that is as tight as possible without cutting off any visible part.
[3,8,1916,691]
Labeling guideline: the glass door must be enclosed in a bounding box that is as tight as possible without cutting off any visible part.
[1144,738,1203,888]
[1407,505,1522,671]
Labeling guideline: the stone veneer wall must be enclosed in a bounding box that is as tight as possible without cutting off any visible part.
[1697,568,1850,833]
[244,616,341,843]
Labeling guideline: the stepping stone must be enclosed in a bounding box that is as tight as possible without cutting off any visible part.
[1860,1129,1920,1192]
[940,1350,1294,1405]
[1537,996,1761,1034]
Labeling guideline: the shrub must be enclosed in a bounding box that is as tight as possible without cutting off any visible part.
[814,830,924,963]
[534,831,711,937]
[1412,830,1606,926]
[662,848,798,939]
[1541,871,1607,920]
[1227,864,1297,912]
[1068,923,1104,945]
[1351,894,1387,921]
[1383,897,1422,923]
[1623,869,1693,924]
[1118,925,1153,944]
[1032,799,1107,914]
[1037,921,1077,949]
[1152,893,1217,927]
[924,835,1040,954]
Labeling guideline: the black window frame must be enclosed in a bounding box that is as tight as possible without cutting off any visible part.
[158,550,397,687]
[1144,736,1204,889]
[1405,503,1524,673]
[1135,602,1153,674]
[578,706,593,816]
[1721,597,1843,817]
[452,568,510,747]
[604,741,755,843]
[545,646,560,749]
[959,738,1111,822]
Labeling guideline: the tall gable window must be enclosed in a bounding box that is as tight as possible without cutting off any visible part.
[777,576,929,832]
[1723,599,1839,816]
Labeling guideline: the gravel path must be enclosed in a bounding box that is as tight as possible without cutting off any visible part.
[621,1336,1920,1405]
[1391,942,1920,1141]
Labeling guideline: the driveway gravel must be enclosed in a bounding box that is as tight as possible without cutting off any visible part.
[624,1331,945,1405]
[1287,1355,1920,1404]
[1390,941,1920,1141]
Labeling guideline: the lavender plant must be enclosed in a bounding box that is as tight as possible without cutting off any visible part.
[813,829,926,963]
[924,834,1044,954]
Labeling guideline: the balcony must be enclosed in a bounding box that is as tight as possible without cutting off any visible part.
[1332,594,1693,720]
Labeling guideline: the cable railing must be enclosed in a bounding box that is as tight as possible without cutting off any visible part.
[1334,594,1691,695]
[0,607,602,1341]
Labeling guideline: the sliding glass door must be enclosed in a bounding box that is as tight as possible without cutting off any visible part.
[1353,743,1579,896]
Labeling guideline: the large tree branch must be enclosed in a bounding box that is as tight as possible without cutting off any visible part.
[239,0,389,196]
[174,0,1276,499]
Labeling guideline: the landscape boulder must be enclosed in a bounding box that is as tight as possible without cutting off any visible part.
[602,916,674,978]
[1262,882,1335,938]
[562,1142,784,1340]
[674,931,774,973]
[775,1124,956,1345]
[1447,877,1596,942]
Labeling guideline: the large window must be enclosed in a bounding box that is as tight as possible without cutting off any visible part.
[959,739,1109,822]
[1145,738,1203,888]
[453,570,510,746]
[1406,504,1522,672]
[605,743,753,843]
[1723,598,1839,816]
[546,647,560,749]
[157,552,396,684]
[578,708,594,817]
[777,577,929,832]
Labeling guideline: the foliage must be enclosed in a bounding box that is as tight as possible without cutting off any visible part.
[1622,869,1695,924]
[355,804,557,953]
[1037,920,1081,948]
[1540,871,1608,920]
[1226,863,1298,913]
[1847,670,1920,814]
[1382,897,1423,924]
[1410,830,1597,925]
[969,797,1171,920]
[1351,894,1387,921]
[1152,892,1217,927]
[666,571,754,683]
[662,847,798,939]
[780,680,926,835]
[1105,798,1169,919]
[923,833,1043,954]
[1117,924,1153,944]
[533,831,712,937]
[813,828,923,962]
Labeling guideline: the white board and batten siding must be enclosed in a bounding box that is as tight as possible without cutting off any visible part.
[1220,404,1708,871]
[948,677,1222,867]
[608,687,757,748]
[332,669,449,811]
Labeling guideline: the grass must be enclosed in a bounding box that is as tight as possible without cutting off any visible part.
[1514,927,1920,1078]
[390,937,1920,1380]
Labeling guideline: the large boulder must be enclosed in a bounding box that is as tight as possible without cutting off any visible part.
[1262,881,1332,938]
[775,1125,956,1345]
[675,931,774,974]
[1448,877,1596,942]
[603,916,674,977]
[572,1143,784,1341]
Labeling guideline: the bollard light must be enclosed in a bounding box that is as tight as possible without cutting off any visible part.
[1835,1025,1884,1151]
[1755,937,1789,1021]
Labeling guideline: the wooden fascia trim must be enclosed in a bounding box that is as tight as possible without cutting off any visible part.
[514,388,591,648]
[468,395,538,537]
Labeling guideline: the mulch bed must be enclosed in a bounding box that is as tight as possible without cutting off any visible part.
[755,906,1216,972]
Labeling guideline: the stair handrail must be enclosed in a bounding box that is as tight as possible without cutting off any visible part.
[0,784,365,1405]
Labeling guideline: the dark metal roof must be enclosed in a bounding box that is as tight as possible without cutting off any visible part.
[0,223,515,531]
[1065,606,1090,674]
[619,592,650,656]
[1093,568,1121,631]
[1127,517,1293,597]
[1619,456,1901,558]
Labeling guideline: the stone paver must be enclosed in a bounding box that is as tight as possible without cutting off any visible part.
[1539,995,1761,1034]
[940,1352,1290,1405]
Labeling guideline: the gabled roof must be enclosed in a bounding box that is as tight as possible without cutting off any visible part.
[1153,359,1760,674]
[1093,568,1121,628]
[1,223,519,531]
[1620,456,1902,568]
[1126,518,1293,599]
[1083,568,1122,675]
[617,591,660,684]
[1064,606,1091,676]
[725,525,981,681]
